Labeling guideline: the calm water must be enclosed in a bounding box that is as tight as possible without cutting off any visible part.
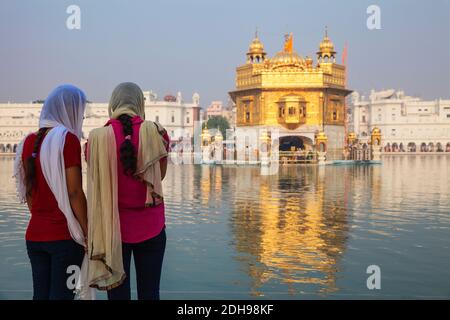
[0,156,449,299]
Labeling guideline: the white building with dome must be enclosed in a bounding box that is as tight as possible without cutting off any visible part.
[349,89,450,153]
[0,90,201,153]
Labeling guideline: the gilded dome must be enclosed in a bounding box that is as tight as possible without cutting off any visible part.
[248,37,265,54]
[319,37,335,53]
[317,27,336,57]
[270,51,305,69]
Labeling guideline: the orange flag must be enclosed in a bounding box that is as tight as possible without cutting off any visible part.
[284,33,293,53]
[342,42,348,65]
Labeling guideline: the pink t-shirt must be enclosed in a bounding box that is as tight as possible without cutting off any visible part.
[105,116,169,243]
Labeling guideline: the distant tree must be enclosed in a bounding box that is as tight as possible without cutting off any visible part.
[202,116,230,138]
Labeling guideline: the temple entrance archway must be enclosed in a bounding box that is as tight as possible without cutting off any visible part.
[279,135,313,151]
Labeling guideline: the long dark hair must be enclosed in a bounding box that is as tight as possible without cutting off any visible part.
[24,128,48,197]
[118,114,137,176]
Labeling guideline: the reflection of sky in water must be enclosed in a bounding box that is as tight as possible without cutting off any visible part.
[0,156,449,299]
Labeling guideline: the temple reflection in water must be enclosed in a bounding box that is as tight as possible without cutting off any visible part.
[229,166,344,295]
[218,164,380,296]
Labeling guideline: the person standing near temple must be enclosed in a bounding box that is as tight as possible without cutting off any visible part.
[86,82,169,300]
[14,85,88,300]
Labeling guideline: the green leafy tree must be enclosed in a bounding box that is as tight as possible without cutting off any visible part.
[202,116,230,138]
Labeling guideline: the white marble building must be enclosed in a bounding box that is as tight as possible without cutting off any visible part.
[349,89,450,153]
[0,90,201,153]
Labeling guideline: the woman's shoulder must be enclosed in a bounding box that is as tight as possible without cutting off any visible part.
[24,132,37,142]
[65,131,80,144]
[22,132,37,155]
[148,121,167,135]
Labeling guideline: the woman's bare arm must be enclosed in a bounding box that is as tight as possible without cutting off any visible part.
[23,161,33,211]
[66,166,88,236]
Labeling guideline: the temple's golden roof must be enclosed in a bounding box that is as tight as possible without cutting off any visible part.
[233,28,349,92]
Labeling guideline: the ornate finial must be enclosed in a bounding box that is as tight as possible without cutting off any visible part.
[284,32,290,42]
[325,25,328,38]
[255,27,259,39]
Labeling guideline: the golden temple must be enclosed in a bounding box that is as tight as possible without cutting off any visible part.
[229,28,352,159]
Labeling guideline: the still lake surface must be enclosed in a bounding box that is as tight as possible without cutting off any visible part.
[0,156,449,299]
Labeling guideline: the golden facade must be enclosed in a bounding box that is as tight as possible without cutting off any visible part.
[229,29,352,158]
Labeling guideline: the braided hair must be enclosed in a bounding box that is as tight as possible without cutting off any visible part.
[118,114,137,176]
[24,128,48,197]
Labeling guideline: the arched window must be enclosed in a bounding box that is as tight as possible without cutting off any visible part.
[420,143,428,152]
[408,142,416,152]
[392,143,398,152]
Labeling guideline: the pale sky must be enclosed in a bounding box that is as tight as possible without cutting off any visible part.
[1,0,449,106]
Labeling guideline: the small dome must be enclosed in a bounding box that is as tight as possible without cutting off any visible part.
[317,27,336,57]
[248,37,265,54]
[319,37,335,53]
[246,32,267,64]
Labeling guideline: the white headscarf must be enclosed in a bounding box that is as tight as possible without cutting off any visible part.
[39,84,86,138]
[14,84,87,204]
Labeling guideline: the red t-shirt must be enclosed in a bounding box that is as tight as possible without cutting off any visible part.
[22,131,82,242]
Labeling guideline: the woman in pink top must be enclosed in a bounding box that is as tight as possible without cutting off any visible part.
[104,83,169,300]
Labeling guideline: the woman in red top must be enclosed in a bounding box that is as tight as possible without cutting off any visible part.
[15,85,88,300]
